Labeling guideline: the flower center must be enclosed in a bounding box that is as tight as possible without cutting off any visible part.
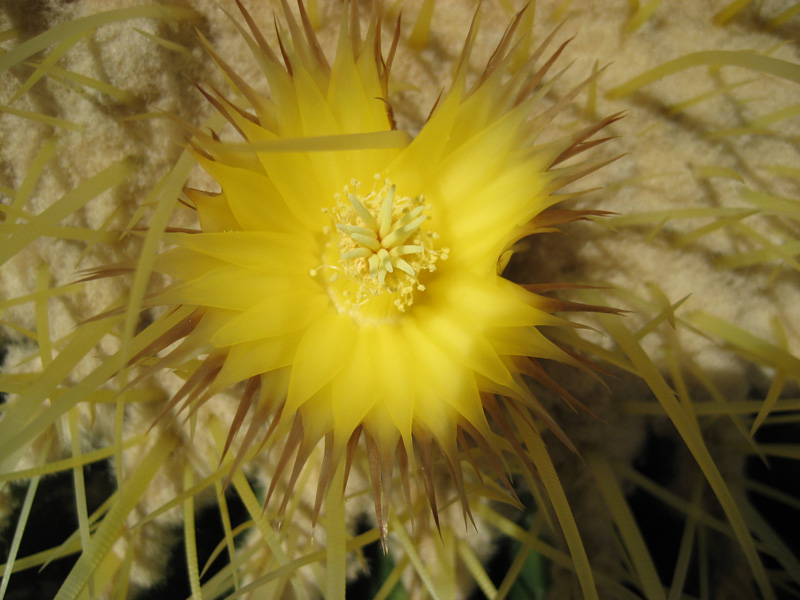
[315,177,448,319]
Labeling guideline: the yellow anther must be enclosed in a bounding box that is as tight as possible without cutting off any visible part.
[318,177,448,314]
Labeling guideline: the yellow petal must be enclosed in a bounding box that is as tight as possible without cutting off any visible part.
[211,289,329,346]
[371,324,415,446]
[415,308,524,398]
[184,187,240,233]
[212,334,301,392]
[166,231,316,274]
[198,156,303,233]
[154,266,298,311]
[330,328,381,441]
[285,311,357,414]
[441,274,558,328]
[153,247,227,280]
[405,319,493,436]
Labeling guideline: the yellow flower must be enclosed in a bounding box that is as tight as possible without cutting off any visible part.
[122,0,616,543]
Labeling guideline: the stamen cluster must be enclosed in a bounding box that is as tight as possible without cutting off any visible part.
[319,177,448,313]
